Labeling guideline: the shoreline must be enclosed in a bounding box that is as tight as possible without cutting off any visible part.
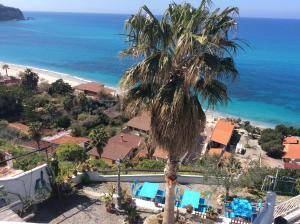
[0,61,274,129]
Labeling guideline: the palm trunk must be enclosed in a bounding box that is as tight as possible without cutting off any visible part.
[163,156,178,224]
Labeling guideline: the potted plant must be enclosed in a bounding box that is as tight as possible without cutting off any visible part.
[185,204,193,214]
[102,193,115,213]
[206,207,218,221]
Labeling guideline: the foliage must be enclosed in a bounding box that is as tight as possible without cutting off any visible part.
[48,79,73,96]
[0,85,23,118]
[2,64,9,75]
[55,144,87,163]
[240,121,261,137]
[71,123,87,137]
[0,120,22,140]
[259,128,283,158]
[275,124,300,137]
[28,122,43,149]
[38,81,51,93]
[56,115,71,129]
[0,141,46,171]
[88,159,109,169]
[135,159,165,170]
[240,161,275,191]
[88,126,109,157]
[20,69,39,91]
[121,2,241,221]
[63,95,74,111]
[296,178,300,194]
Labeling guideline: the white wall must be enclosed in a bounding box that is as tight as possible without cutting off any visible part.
[0,164,51,203]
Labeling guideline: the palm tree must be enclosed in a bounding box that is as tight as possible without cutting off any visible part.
[2,64,9,77]
[120,1,240,223]
[88,127,109,158]
[28,122,45,158]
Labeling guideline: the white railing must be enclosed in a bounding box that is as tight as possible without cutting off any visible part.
[273,194,300,218]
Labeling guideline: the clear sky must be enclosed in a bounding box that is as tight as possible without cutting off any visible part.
[1,0,300,19]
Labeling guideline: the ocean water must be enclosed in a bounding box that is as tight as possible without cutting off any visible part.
[0,12,299,127]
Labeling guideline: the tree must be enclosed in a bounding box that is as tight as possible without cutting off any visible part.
[0,86,23,118]
[56,115,71,129]
[120,2,240,223]
[55,144,87,163]
[20,69,39,91]
[88,127,109,158]
[28,122,45,158]
[2,64,9,76]
[48,79,73,96]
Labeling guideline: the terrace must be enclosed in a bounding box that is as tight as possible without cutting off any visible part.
[27,173,271,224]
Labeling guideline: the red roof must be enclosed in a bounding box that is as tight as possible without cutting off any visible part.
[88,147,100,157]
[49,135,89,145]
[74,82,115,95]
[8,123,29,135]
[283,137,299,144]
[153,147,168,160]
[284,163,300,169]
[210,120,235,145]
[102,133,143,161]
[283,144,300,159]
[20,140,57,154]
[126,112,151,132]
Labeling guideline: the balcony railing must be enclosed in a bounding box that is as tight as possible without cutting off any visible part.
[273,194,300,218]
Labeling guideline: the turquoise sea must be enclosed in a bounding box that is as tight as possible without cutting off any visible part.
[0,12,300,127]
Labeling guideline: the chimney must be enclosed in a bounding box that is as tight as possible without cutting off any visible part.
[120,134,124,143]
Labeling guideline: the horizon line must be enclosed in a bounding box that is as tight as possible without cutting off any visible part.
[22,10,300,21]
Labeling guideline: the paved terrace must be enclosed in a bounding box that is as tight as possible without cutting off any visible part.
[29,182,260,224]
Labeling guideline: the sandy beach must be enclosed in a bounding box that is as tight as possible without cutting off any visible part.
[0,61,88,87]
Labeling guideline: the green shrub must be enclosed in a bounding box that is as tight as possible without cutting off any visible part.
[56,115,71,129]
[71,123,87,137]
[259,129,283,158]
[59,161,76,177]
[88,159,108,169]
[0,141,46,171]
[135,159,165,170]
[55,144,87,163]
[48,79,73,96]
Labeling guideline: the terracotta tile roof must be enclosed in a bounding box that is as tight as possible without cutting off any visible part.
[88,147,99,157]
[20,140,57,154]
[8,123,56,137]
[126,112,151,132]
[8,123,29,135]
[102,133,143,161]
[283,144,300,159]
[153,147,168,160]
[49,135,89,145]
[284,163,300,169]
[283,136,299,144]
[74,82,115,95]
[208,148,231,159]
[210,120,235,145]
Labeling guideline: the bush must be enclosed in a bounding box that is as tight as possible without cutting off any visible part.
[0,141,46,171]
[48,79,73,96]
[59,161,76,177]
[135,159,165,170]
[56,115,71,129]
[71,123,87,137]
[259,129,283,158]
[55,144,87,163]
[20,69,39,91]
[88,159,108,169]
